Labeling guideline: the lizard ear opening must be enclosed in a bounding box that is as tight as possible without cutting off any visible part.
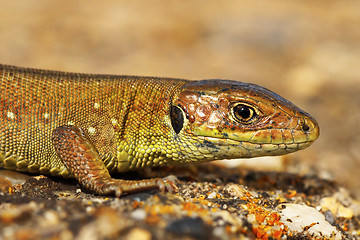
[170,106,184,134]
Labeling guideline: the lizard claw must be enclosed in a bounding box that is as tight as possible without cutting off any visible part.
[157,175,179,193]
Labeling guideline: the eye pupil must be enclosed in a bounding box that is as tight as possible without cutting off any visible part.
[238,106,250,119]
[233,104,255,122]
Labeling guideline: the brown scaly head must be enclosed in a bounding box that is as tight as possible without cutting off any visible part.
[168,79,320,162]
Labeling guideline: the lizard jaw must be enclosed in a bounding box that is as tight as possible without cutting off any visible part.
[196,136,316,159]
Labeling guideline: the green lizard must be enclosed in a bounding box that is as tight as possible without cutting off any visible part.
[0,64,319,197]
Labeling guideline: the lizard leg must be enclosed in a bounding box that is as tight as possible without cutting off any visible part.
[52,125,178,197]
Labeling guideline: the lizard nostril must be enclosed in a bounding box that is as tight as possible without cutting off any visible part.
[302,123,310,132]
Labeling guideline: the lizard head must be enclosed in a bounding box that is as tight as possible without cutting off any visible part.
[170,79,319,160]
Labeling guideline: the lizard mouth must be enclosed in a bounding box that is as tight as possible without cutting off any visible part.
[195,130,317,159]
[200,135,315,149]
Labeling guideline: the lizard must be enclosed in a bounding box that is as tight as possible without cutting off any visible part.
[0,64,320,197]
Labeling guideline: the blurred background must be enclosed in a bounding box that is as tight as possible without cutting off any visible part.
[0,0,359,198]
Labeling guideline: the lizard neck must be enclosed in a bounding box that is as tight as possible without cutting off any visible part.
[113,77,188,172]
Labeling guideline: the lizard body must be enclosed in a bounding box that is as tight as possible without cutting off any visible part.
[0,64,319,196]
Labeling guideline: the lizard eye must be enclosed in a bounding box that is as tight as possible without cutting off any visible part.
[170,106,184,134]
[232,104,257,123]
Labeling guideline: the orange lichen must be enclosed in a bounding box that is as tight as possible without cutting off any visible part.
[276,197,287,203]
[272,229,283,239]
[132,200,143,208]
[342,222,349,231]
[238,188,289,239]
[182,201,208,213]
[286,190,297,198]
[253,226,267,240]
[145,204,175,216]
[267,213,280,225]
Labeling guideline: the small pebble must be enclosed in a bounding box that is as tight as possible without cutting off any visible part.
[166,217,210,239]
[131,209,147,221]
[43,210,59,226]
[323,210,336,226]
[126,228,151,240]
[320,197,354,219]
[277,203,341,239]
[213,227,227,239]
[208,192,217,199]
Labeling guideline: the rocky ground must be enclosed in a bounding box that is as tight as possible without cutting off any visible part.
[1,164,359,239]
[0,0,360,239]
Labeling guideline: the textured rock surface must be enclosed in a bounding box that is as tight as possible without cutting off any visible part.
[1,165,359,239]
